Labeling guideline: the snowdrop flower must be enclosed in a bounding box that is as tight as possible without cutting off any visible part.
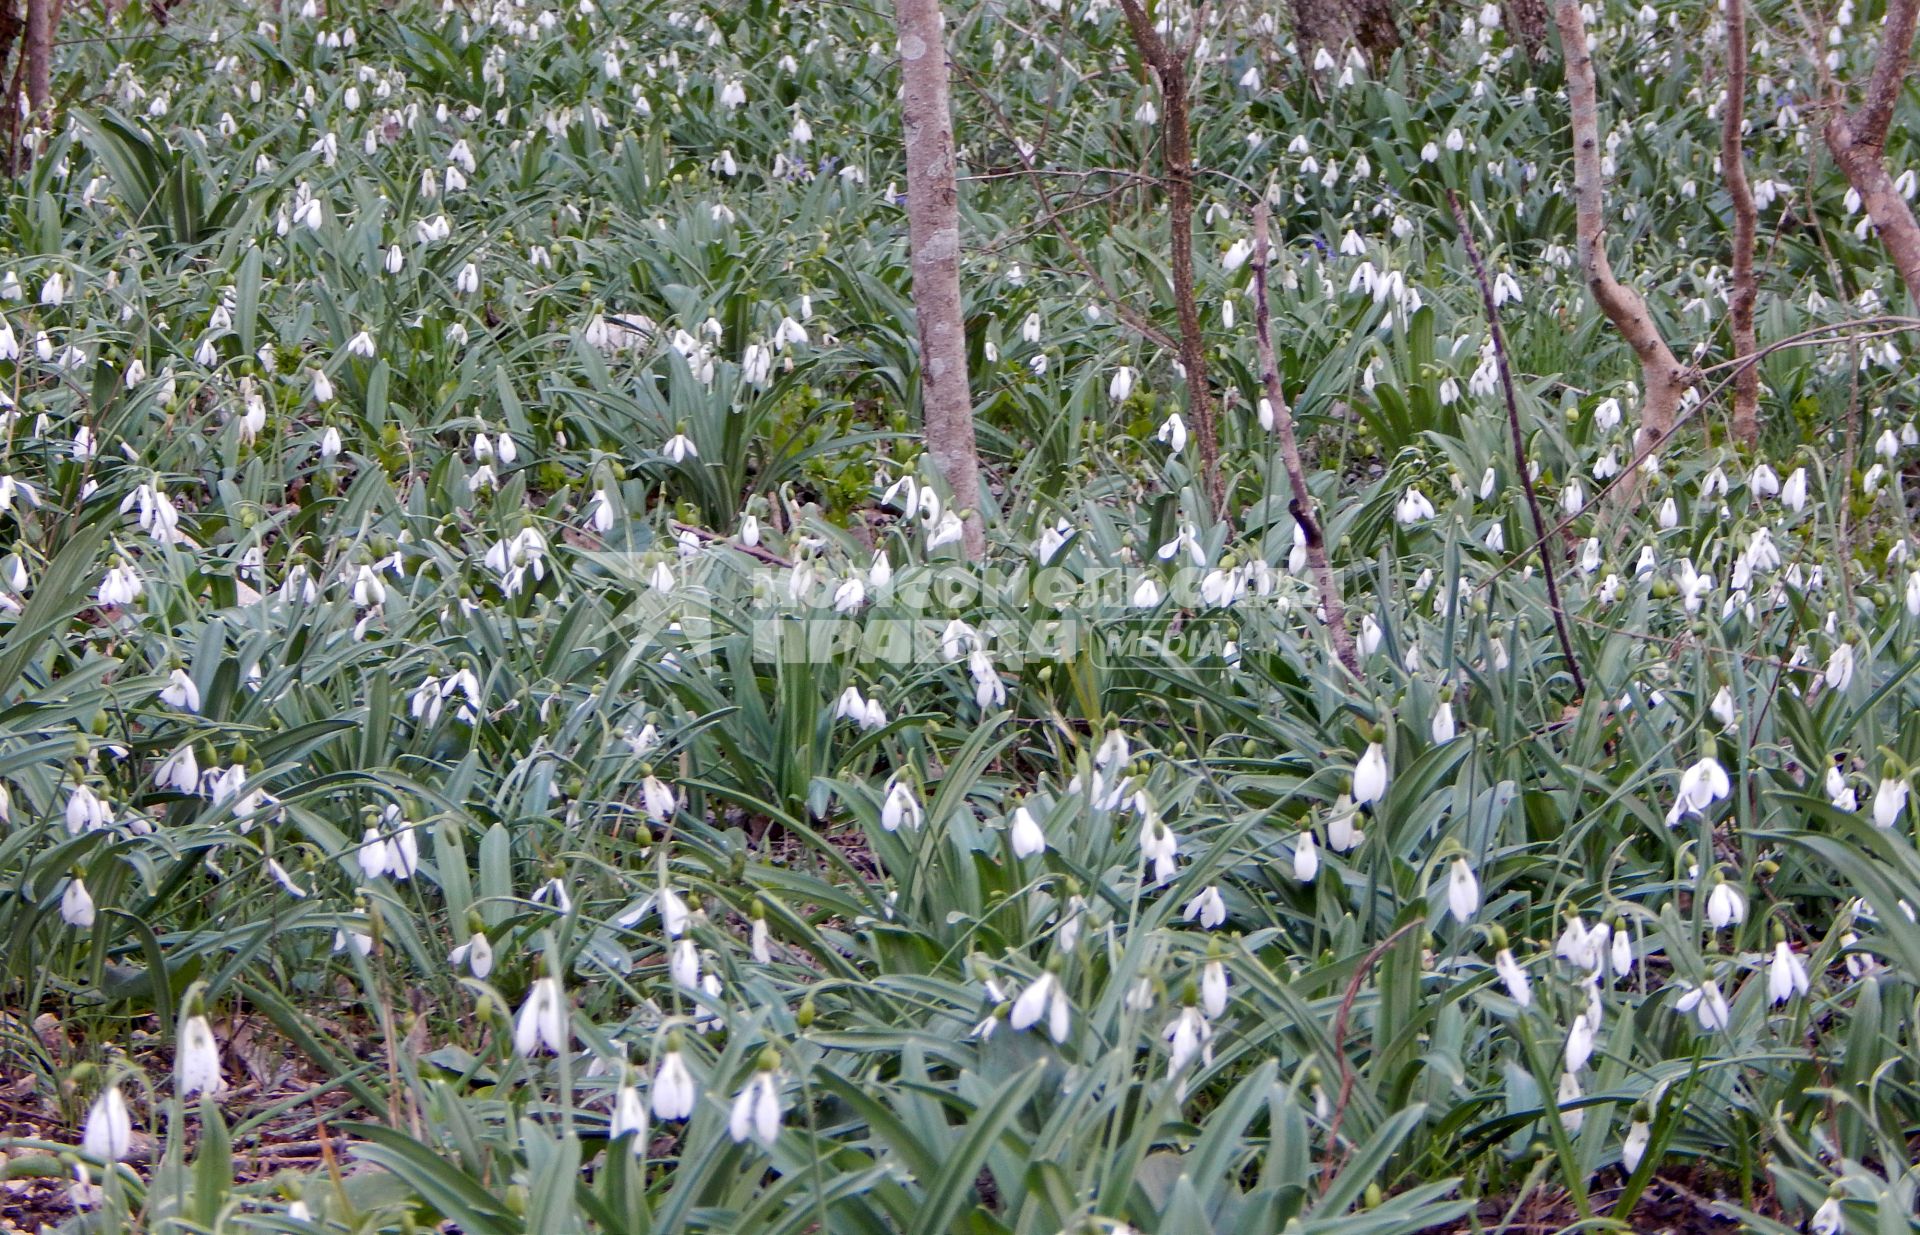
[1674,979,1731,1031]
[927,511,966,551]
[1139,815,1180,884]
[729,1064,783,1147]
[1561,479,1586,516]
[1824,642,1855,692]
[67,784,111,834]
[1666,755,1731,824]
[455,262,480,295]
[641,775,677,823]
[1557,1071,1584,1131]
[1710,686,1736,728]
[1293,830,1319,882]
[1705,880,1746,929]
[1222,238,1253,271]
[1828,765,1858,812]
[662,432,698,463]
[1811,1195,1843,1235]
[98,563,143,608]
[1155,413,1188,454]
[609,1079,648,1152]
[1874,775,1910,829]
[448,930,493,978]
[670,937,702,989]
[1165,1002,1214,1074]
[1395,488,1436,525]
[82,1084,132,1162]
[880,777,922,832]
[1622,1116,1651,1172]
[1749,464,1780,498]
[1010,971,1072,1042]
[177,1014,224,1097]
[1431,697,1456,744]
[1494,947,1532,1006]
[513,978,568,1055]
[1352,742,1389,806]
[1565,1013,1596,1072]
[319,425,343,458]
[62,876,96,928]
[1183,886,1226,929]
[1009,805,1047,858]
[1782,468,1808,511]
[1593,397,1622,430]
[1109,366,1136,402]
[156,668,201,713]
[1769,941,1809,1004]
[652,1047,697,1120]
[1446,857,1479,922]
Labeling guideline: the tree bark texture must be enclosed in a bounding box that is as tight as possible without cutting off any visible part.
[1722,0,1760,446]
[1824,0,1920,306]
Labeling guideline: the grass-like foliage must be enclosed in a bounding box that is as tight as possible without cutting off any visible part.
[1,0,1918,1230]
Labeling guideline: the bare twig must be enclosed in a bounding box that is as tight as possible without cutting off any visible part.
[1449,193,1586,696]
[1552,0,1695,464]
[1320,920,1421,1185]
[1115,0,1227,522]
[1722,0,1761,446]
[1822,0,1920,303]
[1251,202,1360,679]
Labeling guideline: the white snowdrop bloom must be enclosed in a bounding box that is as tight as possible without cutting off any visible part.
[1222,238,1253,271]
[66,785,111,834]
[1823,642,1855,692]
[662,432,698,463]
[1446,857,1479,922]
[158,745,200,795]
[1139,815,1180,885]
[1622,1117,1651,1172]
[82,1084,133,1162]
[40,271,66,305]
[1781,468,1808,511]
[1293,831,1319,882]
[1705,881,1746,929]
[1675,979,1731,1032]
[1811,1196,1843,1235]
[1430,698,1456,744]
[1874,776,1910,829]
[357,827,394,879]
[729,1070,783,1147]
[512,978,568,1056]
[1131,576,1163,607]
[176,1014,225,1097]
[881,777,922,832]
[1560,479,1585,516]
[1749,464,1780,497]
[1827,765,1858,812]
[1165,1003,1214,1074]
[160,669,201,713]
[1665,755,1731,825]
[1109,365,1135,403]
[1352,742,1389,805]
[652,1049,697,1120]
[1565,1013,1596,1072]
[670,938,701,989]
[1184,885,1226,929]
[609,1081,648,1152]
[1010,972,1072,1042]
[319,425,343,459]
[1709,686,1737,729]
[1557,1071,1584,1131]
[448,931,493,978]
[1200,959,1229,1018]
[1769,942,1809,1004]
[346,330,376,359]
[1156,412,1189,454]
[455,262,480,295]
[62,877,96,928]
[641,775,677,823]
[1494,948,1531,1006]
[1009,805,1047,858]
[1395,488,1436,525]
[1492,271,1522,305]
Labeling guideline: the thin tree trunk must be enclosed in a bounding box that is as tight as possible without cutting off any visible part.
[1824,0,1920,305]
[1722,0,1760,447]
[1507,0,1549,60]
[1252,203,1359,679]
[1289,0,1352,59]
[893,0,985,560]
[1349,0,1400,58]
[1115,0,1225,522]
[24,0,51,131]
[1552,0,1692,460]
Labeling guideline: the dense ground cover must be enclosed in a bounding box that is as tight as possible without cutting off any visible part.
[2,0,1920,1230]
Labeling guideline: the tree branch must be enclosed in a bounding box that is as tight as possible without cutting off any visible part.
[1823,0,1920,304]
[1251,203,1360,679]
[1722,0,1761,446]
[1552,0,1695,461]
[1449,193,1585,697]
